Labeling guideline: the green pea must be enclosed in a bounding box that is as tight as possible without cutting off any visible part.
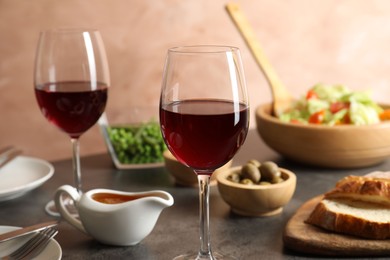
[107,120,167,164]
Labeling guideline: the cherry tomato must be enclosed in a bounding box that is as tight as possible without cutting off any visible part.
[342,114,351,124]
[335,114,351,125]
[290,119,302,124]
[306,89,318,100]
[379,109,390,121]
[330,102,349,114]
[309,110,325,124]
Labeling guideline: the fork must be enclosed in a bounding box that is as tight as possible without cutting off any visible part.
[2,227,58,260]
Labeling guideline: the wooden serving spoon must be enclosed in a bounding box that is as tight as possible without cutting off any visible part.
[225,3,294,117]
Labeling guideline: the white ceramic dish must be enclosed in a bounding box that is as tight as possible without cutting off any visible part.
[0,156,54,201]
[100,123,164,169]
[99,114,164,170]
[0,226,62,259]
[55,185,174,246]
[114,162,164,170]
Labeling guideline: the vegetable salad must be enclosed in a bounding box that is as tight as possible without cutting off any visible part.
[279,84,388,125]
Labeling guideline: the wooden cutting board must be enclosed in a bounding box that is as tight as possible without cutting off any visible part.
[283,196,390,256]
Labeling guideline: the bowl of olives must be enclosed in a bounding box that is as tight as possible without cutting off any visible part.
[216,160,296,217]
[163,150,233,187]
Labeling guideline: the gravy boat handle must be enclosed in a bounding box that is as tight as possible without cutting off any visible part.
[54,185,87,234]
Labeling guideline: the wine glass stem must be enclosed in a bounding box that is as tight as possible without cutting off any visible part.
[71,138,82,193]
[197,174,213,258]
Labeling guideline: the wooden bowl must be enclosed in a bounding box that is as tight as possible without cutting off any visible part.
[256,103,390,168]
[163,150,232,187]
[216,166,296,217]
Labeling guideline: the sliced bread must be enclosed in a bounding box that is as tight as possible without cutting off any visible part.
[306,198,390,239]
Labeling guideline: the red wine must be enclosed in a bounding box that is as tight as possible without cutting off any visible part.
[160,99,248,173]
[35,81,108,138]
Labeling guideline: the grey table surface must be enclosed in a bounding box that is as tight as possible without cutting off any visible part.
[1,129,390,260]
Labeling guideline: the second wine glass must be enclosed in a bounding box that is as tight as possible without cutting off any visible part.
[160,45,249,259]
[34,28,110,216]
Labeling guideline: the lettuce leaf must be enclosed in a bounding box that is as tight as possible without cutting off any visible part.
[279,84,383,125]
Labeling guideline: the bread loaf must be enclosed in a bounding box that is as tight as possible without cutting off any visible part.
[324,175,390,206]
[306,172,390,239]
[306,198,390,239]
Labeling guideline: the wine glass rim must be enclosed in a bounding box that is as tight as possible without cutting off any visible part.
[168,45,239,53]
[40,27,100,34]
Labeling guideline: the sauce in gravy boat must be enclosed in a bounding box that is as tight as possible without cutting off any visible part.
[55,185,174,246]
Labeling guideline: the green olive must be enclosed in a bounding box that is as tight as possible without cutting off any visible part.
[246,159,261,168]
[259,161,281,181]
[241,163,261,183]
[240,178,254,185]
[227,172,241,183]
[271,176,284,184]
[259,181,272,186]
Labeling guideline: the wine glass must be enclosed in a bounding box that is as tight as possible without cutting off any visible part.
[34,28,110,216]
[159,45,249,259]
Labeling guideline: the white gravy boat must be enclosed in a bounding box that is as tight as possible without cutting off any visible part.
[54,185,174,246]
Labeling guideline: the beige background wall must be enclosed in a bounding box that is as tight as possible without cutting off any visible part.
[1,0,390,161]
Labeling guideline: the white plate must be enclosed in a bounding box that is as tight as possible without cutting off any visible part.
[0,226,61,259]
[0,156,54,201]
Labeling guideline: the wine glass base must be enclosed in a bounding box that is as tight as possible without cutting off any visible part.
[173,252,237,260]
[45,197,79,217]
